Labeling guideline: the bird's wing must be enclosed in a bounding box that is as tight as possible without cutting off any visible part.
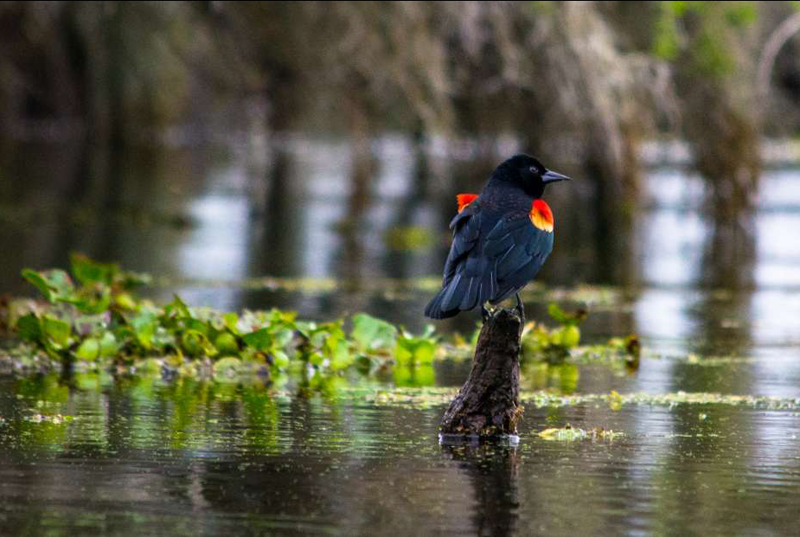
[442,200,482,286]
[425,203,554,318]
[424,201,484,318]
[483,212,554,305]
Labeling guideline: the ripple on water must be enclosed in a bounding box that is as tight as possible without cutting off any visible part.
[3,374,800,535]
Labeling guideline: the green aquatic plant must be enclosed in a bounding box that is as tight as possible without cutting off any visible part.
[538,424,623,442]
[22,253,150,313]
[350,386,800,412]
[6,255,639,383]
[520,304,586,364]
[9,257,445,378]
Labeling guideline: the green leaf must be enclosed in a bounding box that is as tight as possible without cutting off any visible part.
[393,364,435,387]
[560,325,581,348]
[214,332,239,356]
[181,329,217,357]
[242,328,272,352]
[351,313,397,351]
[17,314,42,342]
[223,312,240,334]
[185,318,211,336]
[164,294,192,319]
[272,350,290,369]
[42,315,72,349]
[21,269,75,303]
[114,292,137,310]
[70,253,118,285]
[71,284,112,314]
[99,332,120,357]
[547,303,569,324]
[139,358,162,376]
[294,321,315,339]
[395,336,435,365]
[393,363,412,386]
[268,308,297,326]
[213,356,242,376]
[308,352,324,367]
[21,269,55,301]
[131,311,157,350]
[272,326,295,348]
[320,322,352,370]
[75,338,101,361]
[329,338,352,370]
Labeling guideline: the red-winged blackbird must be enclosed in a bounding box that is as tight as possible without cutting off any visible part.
[424,154,569,320]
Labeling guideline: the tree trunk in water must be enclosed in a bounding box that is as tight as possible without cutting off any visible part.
[440,308,523,438]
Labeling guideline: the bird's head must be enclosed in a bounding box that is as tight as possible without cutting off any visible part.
[495,154,570,198]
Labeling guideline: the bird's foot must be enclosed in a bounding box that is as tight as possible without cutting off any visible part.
[514,293,525,323]
[481,304,491,322]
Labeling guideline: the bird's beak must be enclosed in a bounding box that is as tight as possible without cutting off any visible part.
[542,170,571,184]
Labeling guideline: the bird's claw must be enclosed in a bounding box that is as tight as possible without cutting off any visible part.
[514,293,525,322]
[481,304,491,322]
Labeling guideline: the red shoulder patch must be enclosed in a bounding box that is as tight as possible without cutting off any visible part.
[456,193,479,213]
[530,199,554,232]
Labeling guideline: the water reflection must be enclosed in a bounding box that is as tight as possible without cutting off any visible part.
[442,443,519,536]
[4,372,800,534]
[257,148,307,278]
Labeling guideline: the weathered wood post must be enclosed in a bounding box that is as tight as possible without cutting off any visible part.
[440,308,523,439]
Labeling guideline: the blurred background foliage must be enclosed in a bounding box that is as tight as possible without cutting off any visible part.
[2,1,800,211]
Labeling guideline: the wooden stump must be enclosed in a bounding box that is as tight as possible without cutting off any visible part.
[440,308,523,439]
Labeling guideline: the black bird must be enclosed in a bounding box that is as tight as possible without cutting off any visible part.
[424,154,570,320]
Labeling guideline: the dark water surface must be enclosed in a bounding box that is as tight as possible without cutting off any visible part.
[2,137,800,535]
[1,375,800,536]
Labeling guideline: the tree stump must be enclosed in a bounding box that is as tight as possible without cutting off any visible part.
[440,308,523,440]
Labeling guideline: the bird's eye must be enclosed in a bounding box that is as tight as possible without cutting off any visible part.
[529,166,537,176]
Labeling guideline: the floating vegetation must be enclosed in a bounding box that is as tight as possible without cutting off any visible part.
[520,305,583,364]
[521,306,639,371]
[336,387,800,412]
[673,354,756,367]
[345,386,459,409]
[563,339,641,377]
[4,255,444,379]
[24,413,73,425]
[538,424,623,442]
[0,255,639,383]
[520,390,800,411]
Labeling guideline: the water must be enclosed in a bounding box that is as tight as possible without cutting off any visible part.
[2,135,800,535]
[2,376,800,535]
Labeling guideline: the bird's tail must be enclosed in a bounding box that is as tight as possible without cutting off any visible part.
[424,270,492,319]
[424,286,459,319]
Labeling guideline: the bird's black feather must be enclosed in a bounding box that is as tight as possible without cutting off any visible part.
[424,154,566,319]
